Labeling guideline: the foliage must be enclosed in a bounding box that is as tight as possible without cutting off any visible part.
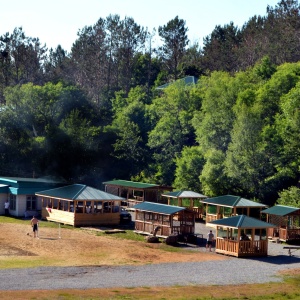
[173,146,204,192]
[158,16,189,80]
[277,186,300,207]
[2,2,300,204]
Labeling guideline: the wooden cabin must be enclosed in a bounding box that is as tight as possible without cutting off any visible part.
[210,215,276,257]
[201,195,267,225]
[133,201,195,238]
[103,180,173,208]
[36,184,125,227]
[161,190,207,220]
[261,205,300,243]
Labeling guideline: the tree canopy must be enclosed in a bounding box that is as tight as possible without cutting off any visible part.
[0,0,300,207]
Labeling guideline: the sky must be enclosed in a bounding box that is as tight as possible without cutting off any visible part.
[0,0,280,52]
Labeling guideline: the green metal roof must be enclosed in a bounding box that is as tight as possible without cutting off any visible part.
[9,187,57,195]
[103,180,160,189]
[0,177,65,195]
[261,205,300,216]
[162,191,207,199]
[201,195,266,208]
[162,190,207,198]
[210,215,276,229]
[133,201,185,215]
[156,76,198,89]
[36,184,125,201]
[0,184,8,193]
[0,176,64,184]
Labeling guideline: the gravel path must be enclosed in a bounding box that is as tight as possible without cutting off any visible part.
[0,243,299,291]
[0,222,299,291]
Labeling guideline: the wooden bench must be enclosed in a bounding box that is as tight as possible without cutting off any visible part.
[283,246,300,256]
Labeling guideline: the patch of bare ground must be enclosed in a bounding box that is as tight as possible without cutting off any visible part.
[0,223,226,267]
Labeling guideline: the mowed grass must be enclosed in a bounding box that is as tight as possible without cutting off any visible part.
[0,216,72,229]
[0,276,299,300]
[0,217,299,299]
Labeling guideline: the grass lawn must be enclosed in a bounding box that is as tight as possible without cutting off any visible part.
[0,217,299,299]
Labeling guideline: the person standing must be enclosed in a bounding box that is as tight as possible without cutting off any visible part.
[4,200,9,216]
[206,230,214,252]
[31,216,39,238]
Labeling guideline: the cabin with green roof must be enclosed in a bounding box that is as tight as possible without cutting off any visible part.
[36,184,125,226]
[133,201,195,238]
[161,190,207,220]
[210,215,276,257]
[0,176,64,217]
[103,180,173,208]
[261,205,300,243]
[201,195,267,225]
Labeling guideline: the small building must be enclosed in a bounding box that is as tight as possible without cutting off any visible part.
[261,205,300,243]
[210,215,276,257]
[161,190,207,220]
[0,176,65,217]
[201,195,267,225]
[155,76,198,90]
[36,184,125,227]
[133,201,195,238]
[103,180,173,208]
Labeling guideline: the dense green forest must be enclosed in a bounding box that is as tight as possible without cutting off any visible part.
[1,0,300,206]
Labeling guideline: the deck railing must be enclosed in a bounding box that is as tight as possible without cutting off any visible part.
[191,207,204,219]
[127,198,143,208]
[134,220,194,237]
[216,238,268,257]
[134,220,171,237]
[206,214,218,223]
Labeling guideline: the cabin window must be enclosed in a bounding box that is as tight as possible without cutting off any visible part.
[133,190,143,198]
[217,227,227,239]
[9,194,16,210]
[255,228,267,240]
[193,199,202,207]
[26,195,37,210]
[236,207,246,215]
[182,199,190,207]
[249,207,261,219]
[145,212,152,220]
[169,198,178,206]
[223,207,232,217]
[207,205,217,214]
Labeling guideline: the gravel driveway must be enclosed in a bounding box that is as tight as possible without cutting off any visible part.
[0,222,299,291]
